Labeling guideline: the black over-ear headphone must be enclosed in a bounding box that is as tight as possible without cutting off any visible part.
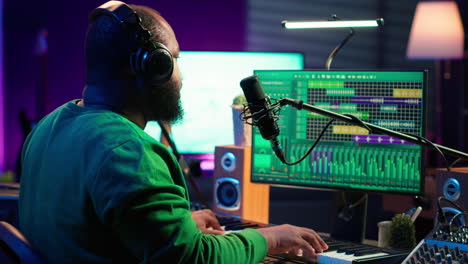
[89,1,174,85]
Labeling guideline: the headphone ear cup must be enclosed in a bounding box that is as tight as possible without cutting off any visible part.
[143,43,174,84]
[130,43,174,85]
[130,48,147,76]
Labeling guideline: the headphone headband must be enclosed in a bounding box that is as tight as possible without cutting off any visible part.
[89,1,174,84]
[90,1,137,24]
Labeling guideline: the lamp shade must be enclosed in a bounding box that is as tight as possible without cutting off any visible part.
[407,1,464,59]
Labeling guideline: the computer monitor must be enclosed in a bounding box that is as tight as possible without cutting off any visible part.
[144,51,304,156]
[250,70,427,195]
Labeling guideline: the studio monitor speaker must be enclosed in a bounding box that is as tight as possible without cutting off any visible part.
[436,167,468,211]
[213,145,269,224]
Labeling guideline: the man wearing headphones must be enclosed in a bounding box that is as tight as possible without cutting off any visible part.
[19,1,327,263]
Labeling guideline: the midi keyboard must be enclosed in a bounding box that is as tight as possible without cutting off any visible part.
[217,215,407,264]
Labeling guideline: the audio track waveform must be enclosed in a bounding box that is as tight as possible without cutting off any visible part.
[289,145,420,192]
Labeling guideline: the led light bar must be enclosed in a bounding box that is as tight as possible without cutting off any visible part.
[282,18,384,29]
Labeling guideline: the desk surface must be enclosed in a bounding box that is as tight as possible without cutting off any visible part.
[0,183,19,199]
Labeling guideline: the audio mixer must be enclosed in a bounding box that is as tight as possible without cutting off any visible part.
[402,228,468,263]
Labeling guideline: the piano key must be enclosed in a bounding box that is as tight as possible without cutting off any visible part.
[325,242,353,251]
[216,214,406,264]
[354,248,385,256]
[335,245,369,254]
[345,246,375,255]
[318,250,389,264]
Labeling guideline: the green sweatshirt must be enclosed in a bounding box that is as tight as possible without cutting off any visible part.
[19,100,267,264]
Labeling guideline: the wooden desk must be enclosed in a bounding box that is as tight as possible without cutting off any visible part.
[0,184,19,227]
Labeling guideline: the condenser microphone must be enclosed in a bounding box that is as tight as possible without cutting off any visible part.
[240,75,285,161]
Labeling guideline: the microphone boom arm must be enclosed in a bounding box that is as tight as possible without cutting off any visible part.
[279,98,468,162]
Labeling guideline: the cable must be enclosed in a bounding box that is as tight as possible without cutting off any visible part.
[242,99,334,165]
[409,134,450,171]
[338,192,368,229]
[341,192,368,209]
[157,121,210,209]
[343,114,373,134]
[448,158,462,170]
[436,196,465,227]
[448,212,468,233]
[280,118,335,165]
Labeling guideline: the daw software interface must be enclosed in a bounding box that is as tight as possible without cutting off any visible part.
[251,70,427,195]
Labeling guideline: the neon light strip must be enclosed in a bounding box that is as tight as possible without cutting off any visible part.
[282,20,381,29]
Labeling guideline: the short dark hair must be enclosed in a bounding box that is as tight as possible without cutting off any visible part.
[85,4,162,80]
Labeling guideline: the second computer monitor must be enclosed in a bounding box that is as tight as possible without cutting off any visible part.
[144,51,304,154]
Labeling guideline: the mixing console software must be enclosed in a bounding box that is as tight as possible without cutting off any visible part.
[251,70,426,194]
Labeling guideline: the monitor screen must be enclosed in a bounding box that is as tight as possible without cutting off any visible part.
[250,70,427,195]
[144,51,304,154]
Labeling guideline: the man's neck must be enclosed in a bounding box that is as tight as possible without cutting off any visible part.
[78,99,147,129]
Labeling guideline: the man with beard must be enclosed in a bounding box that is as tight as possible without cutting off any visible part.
[19,1,327,263]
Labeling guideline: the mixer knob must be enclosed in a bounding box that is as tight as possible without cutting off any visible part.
[423,243,429,251]
[425,252,431,260]
[441,250,446,258]
[444,245,450,254]
[446,254,453,264]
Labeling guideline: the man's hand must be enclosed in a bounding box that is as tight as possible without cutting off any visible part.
[191,209,225,235]
[257,224,328,260]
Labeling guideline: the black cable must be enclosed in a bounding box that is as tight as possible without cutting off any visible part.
[410,134,450,171]
[157,121,210,209]
[437,196,465,213]
[343,114,373,134]
[436,196,465,227]
[449,212,468,232]
[448,158,462,170]
[341,192,368,209]
[280,118,335,165]
[158,121,180,160]
[242,100,334,166]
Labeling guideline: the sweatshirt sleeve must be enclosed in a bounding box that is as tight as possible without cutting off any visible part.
[88,139,268,264]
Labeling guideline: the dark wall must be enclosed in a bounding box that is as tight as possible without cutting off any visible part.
[4,1,45,173]
[3,0,247,171]
[246,0,467,165]
[3,0,467,174]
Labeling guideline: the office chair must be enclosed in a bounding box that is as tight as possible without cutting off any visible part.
[0,221,46,264]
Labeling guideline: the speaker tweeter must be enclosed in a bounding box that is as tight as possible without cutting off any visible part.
[212,145,269,224]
